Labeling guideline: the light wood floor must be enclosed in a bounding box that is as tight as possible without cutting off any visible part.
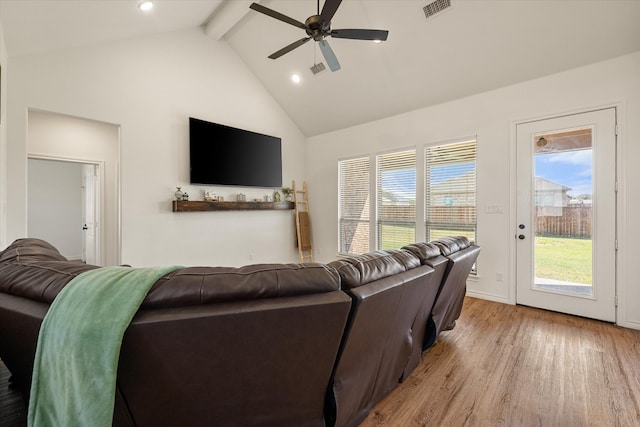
[362,297,640,427]
[1,297,639,426]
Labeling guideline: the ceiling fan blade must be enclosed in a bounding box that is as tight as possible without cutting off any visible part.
[268,37,312,60]
[318,39,341,72]
[320,0,343,24]
[249,3,308,31]
[330,29,389,41]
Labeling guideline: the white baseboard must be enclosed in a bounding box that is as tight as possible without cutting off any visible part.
[617,319,640,331]
[466,290,511,305]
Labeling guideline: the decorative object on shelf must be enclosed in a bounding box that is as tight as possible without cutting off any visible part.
[273,190,281,202]
[282,187,293,202]
[264,195,273,202]
[182,192,189,201]
[174,187,184,200]
[204,191,219,202]
[236,193,246,202]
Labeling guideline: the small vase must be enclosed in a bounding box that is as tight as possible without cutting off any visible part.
[175,187,184,200]
[273,191,281,202]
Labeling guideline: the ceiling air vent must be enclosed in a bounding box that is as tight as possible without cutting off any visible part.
[423,0,451,20]
[310,62,327,75]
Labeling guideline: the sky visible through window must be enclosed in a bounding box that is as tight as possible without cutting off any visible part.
[535,149,592,197]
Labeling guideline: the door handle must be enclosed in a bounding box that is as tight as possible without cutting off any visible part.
[518,234,525,240]
[82,224,88,230]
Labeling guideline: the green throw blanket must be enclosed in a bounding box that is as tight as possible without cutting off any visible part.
[28,265,179,427]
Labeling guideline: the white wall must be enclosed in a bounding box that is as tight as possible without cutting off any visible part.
[6,27,307,266]
[27,158,83,259]
[0,18,7,248]
[307,52,640,330]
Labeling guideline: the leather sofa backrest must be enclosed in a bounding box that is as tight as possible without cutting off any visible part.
[0,238,68,263]
[0,238,98,303]
[326,250,436,427]
[328,250,416,289]
[399,242,450,374]
[431,235,472,256]
[143,263,341,308]
[0,239,342,308]
[119,289,351,426]
[428,237,480,337]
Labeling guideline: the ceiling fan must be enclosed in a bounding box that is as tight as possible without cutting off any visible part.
[249,0,389,72]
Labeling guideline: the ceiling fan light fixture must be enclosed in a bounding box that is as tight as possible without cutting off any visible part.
[138,1,154,12]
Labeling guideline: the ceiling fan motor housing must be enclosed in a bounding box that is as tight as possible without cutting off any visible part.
[305,15,330,40]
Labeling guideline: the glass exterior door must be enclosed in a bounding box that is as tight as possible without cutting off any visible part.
[516,109,616,322]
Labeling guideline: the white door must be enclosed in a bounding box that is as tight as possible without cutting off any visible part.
[516,108,616,322]
[81,164,100,265]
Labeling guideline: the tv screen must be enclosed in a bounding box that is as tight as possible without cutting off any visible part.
[189,117,282,188]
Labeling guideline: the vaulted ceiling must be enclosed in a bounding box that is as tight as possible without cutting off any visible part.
[2,0,640,136]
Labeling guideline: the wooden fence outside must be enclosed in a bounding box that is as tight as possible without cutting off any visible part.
[536,205,592,238]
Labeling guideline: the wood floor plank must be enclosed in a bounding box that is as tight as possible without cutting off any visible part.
[0,359,26,427]
[362,297,640,427]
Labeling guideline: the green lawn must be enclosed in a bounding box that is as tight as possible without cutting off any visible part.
[380,224,415,250]
[535,236,592,285]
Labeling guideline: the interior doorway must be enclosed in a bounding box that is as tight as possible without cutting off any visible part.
[27,157,102,265]
[515,108,617,322]
[26,109,120,265]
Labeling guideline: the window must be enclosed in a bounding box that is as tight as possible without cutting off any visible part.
[338,156,370,254]
[377,149,416,249]
[425,140,477,243]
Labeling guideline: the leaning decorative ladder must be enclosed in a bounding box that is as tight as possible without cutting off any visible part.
[293,180,313,263]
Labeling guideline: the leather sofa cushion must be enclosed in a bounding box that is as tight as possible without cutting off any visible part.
[401,242,441,261]
[0,238,68,264]
[142,263,341,308]
[0,239,98,303]
[430,236,471,256]
[328,250,419,290]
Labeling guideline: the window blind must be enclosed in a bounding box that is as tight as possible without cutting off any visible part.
[425,140,477,243]
[377,149,416,250]
[338,156,370,254]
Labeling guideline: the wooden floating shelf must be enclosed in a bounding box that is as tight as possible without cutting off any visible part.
[172,200,294,212]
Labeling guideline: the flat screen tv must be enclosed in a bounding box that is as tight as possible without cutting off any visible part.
[189,117,282,188]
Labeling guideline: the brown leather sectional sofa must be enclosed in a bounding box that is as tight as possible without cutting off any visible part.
[0,237,479,427]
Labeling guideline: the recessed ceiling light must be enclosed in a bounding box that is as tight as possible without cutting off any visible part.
[291,74,301,84]
[138,1,154,11]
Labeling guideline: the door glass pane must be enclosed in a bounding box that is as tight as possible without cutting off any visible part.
[533,128,593,296]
